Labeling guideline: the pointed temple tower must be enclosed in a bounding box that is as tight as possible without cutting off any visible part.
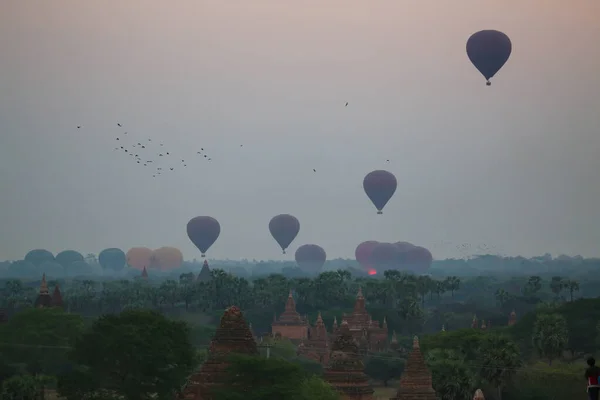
[471,314,478,329]
[508,310,517,326]
[473,389,485,400]
[34,274,53,308]
[334,288,387,351]
[197,260,212,283]
[390,336,437,400]
[141,266,148,279]
[298,311,330,364]
[52,284,64,308]
[271,290,308,340]
[181,306,258,399]
[324,321,375,400]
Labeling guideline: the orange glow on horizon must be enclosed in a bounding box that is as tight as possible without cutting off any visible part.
[368,269,377,275]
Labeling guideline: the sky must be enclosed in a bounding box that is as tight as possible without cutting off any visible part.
[0,0,599,262]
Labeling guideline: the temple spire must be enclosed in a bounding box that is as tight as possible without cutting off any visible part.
[391,335,436,399]
[285,289,296,312]
[39,273,49,295]
[141,266,148,278]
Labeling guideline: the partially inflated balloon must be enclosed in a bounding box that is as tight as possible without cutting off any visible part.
[269,214,300,254]
[187,216,221,257]
[295,244,326,273]
[363,170,397,214]
[402,246,433,273]
[99,248,126,271]
[126,247,153,270]
[370,242,400,271]
[151,247,183,270]
[55,250,84,269]
[466,30,512,86]
[24,249,54,268]
[355,241,379,271]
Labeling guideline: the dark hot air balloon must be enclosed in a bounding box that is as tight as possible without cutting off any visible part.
[355,241,379,273]
[269,214,300,254]
[99,248,126,271]
[467,30,512,86]
[402,246,433,273]
[187,216,221,257]
[24,249,54,268]
[370,242,400,271]
[363,170,397,214]
[295,244,326,273]
[55,250,84,269]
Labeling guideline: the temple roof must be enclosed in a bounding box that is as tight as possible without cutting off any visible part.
[197,260,212,282]
[273,290,306,326]
[34,274,53,308]
[52,285,64,308]
[392,336,437,400]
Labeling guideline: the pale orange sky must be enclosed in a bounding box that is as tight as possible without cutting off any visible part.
[0,1,599,261]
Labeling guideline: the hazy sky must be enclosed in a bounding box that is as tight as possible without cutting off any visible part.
[1,0,599,262]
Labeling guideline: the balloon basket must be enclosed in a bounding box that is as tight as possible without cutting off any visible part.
[377,210,383,215]
[201,254,206,258]
[282,250,286,254]
[486,81,491,86]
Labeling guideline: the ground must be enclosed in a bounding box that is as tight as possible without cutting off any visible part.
[373,385,397,400]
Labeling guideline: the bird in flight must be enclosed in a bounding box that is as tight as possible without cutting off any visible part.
[313,169,316,172]
[345,102,348,107]
[117,123,122,127]
[77,126,81,129]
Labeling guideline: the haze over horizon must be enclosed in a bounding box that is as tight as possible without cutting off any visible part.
[1,0,599,262]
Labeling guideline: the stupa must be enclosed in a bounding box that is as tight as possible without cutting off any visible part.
[323,321,374,400]
[390,336,437,400]
[197,260,212,282]
[298,311,329,364]
[181,305,258,399]
[473,389,485,400]
[272,290,308,340]
[34,274,53,308]
[52,284,64,308]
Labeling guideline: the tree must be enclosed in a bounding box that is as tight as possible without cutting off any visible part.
[565,280,579,302]
[298,376,339,400]
[0,374,41,400]
[524,275,542,296]
[211,355,309,400]
[444,276,460,297]
[479,335,521,400]
[550,276,565,299]
[495,289,511,309]
[0,308,84,375]
[532,313,569,365]
[428,359,474,400]
[58,309,197,400]
[364,352,405,386]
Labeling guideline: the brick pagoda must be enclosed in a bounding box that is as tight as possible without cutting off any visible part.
[298,311,330,364]
[335,287,387,351]
[390,336,437,400]
[52,284,64,308]
[180,305,258,399]
[34,274,53,308]
[272,290,308,340]
[473,389,485,400]
[323,321,375,400]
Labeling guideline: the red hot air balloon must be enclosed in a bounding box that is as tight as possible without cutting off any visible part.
[295,244,326,273]
[403,246,433,273]
[355,241,379,272]
[187,216,221,257]
[466,30,512,86]
[269,214,300,254]
[370,242,400,271]
[363,170,397,214]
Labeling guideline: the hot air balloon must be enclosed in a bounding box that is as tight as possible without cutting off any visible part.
[466,30,512,86]
[295,244,326,273]
[402,246,433,273]
[126,247,153,270]
[355,241,379,272]
[269,214,300,254]
[370,242,400,271]
[363,170,397,214]
[99,248,126,271]
[151,247,184,270]
[187,216,221,257]
[55,250,84,269]
[24,249,54,268]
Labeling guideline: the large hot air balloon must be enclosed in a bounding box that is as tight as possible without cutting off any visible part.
[55,250,84,269]
[24,249,54,268]
[370,242,400,271]
[187,216,220,257]
[363,170,397,214]
[355,241,379,272]
[295,244,326,273]
[99,248,126,271]
[466,30,512,86]
[269,214,300,254]
[126,247,153,270]
[402,246,433,273]
[151,247,184,270]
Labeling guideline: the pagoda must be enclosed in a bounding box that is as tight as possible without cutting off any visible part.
[298,311,329,364]
[197,260,212,282]
[52,284,64,308]
[508,310,517,326]
[141,266,148,279]
[180,306,258,399]
[334,288,387,351]
[390,336,437,400]
[272,290,308,340]
[471,314,478,329]
[323,321,375,400]
[34,274,53,308]
[473,389,485,400]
